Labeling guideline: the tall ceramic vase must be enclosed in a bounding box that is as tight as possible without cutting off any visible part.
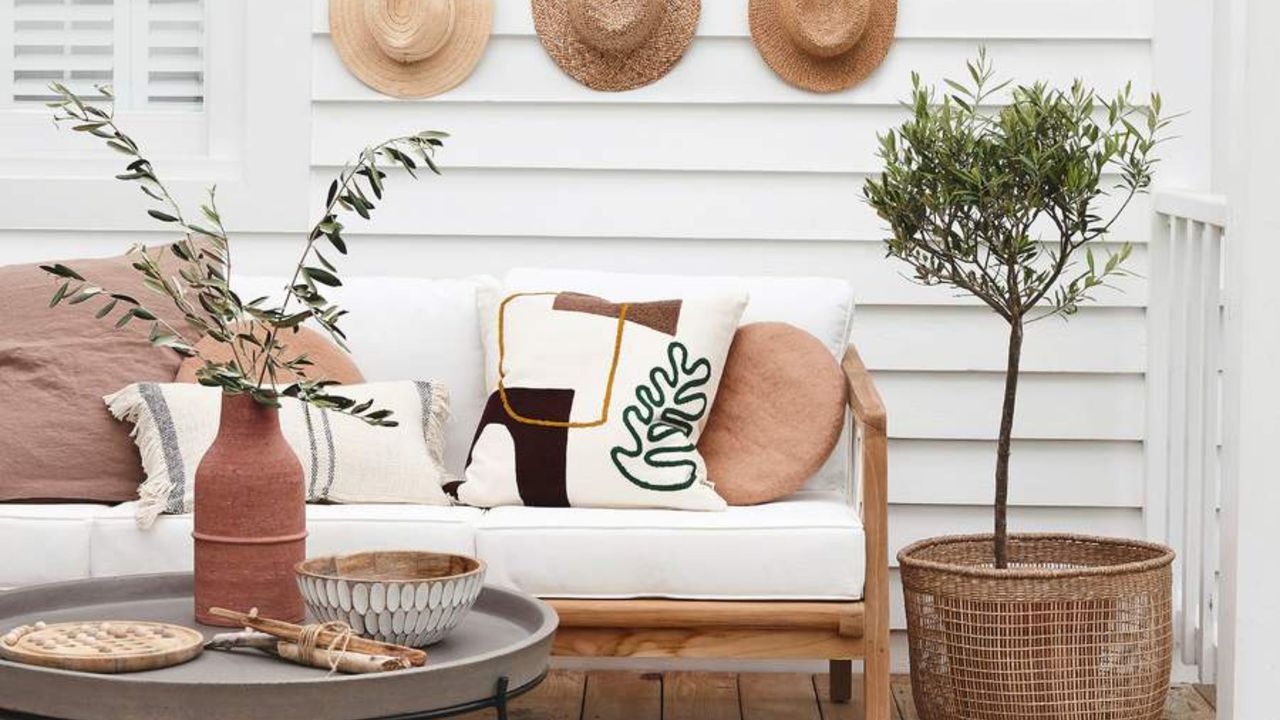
[193,393,307,626]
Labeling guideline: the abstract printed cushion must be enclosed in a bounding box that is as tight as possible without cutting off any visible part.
[449,288,748,510]
[105,381,454,527]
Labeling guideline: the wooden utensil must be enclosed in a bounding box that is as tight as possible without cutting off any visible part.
[206,630,411,674]
[0,621,203,673]
[207,607,427,666]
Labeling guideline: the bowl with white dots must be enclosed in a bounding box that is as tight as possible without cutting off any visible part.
[295,551,486,648]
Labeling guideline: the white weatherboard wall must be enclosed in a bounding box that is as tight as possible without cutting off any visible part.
[0,0,1157,671]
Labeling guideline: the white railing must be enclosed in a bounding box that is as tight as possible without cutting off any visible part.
[1148,189,1228,683]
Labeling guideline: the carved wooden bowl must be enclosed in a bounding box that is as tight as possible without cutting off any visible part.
[295,551,486,648]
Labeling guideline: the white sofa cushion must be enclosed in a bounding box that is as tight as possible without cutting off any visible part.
[474,490,864,600]
[499,268,855,357]
[0,504,99,588]
[233,275,495,478]
[89,502,484,578]
[488,269,856,493]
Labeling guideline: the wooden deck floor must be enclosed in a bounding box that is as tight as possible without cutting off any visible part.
[457,671,1217,720]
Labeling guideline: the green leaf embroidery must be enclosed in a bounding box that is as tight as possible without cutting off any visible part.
[610,341,712,492]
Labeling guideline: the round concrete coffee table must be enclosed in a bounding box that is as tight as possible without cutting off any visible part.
[0,573,557,720]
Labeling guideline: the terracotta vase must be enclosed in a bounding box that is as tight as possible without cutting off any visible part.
[193,393,307,626]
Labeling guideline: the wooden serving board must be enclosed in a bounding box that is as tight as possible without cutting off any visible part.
[0,621,203,673]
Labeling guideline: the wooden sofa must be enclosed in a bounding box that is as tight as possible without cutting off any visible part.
[547,346,890,719]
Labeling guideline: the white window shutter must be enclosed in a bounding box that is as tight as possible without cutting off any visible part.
[4,0,203,109]
[140,0,203,107]
[10,0,115,103]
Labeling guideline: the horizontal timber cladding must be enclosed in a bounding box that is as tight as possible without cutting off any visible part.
[0,0,1156,635]
[305,0,1156,632]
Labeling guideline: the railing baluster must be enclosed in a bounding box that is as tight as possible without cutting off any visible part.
[1151,190,1228,683]
[1199,223,1223,680]
[1182,220,1206,666]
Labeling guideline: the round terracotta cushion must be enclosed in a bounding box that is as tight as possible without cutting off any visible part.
[175,323,364,386]
[700,322,847,505]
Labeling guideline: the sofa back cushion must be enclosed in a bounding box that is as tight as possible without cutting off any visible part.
[235,271,854,491]
[490,270,856,492]
[233,275,492,477]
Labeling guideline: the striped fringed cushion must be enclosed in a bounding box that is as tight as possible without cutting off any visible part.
[106,381,454,528]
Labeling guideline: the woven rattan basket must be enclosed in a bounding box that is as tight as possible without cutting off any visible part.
[898,533,1174,720]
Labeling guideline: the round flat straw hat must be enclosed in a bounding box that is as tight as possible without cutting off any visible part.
[750,0,897,93]
[532,0,700,92]
[330,0,493,99]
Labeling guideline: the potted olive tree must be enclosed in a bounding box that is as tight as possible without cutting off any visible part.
[864,53,1177,720]
[41,84,446,625]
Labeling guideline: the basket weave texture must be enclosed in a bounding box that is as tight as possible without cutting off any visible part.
[899,534,1174,720]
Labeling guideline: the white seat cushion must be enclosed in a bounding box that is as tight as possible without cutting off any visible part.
[474,490,864,600]
[0,504,99,588]
[89,503,485,578]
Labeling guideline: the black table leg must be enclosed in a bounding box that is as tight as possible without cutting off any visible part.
[494,676,510,720]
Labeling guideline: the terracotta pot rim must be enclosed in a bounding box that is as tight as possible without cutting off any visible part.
[897,532,1175,581]
[295,550,487,584]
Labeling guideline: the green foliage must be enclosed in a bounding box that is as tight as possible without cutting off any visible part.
[611,342,712,492]
[41,83,451,426]
[863,52,1172,565]
[864,49,1169,324]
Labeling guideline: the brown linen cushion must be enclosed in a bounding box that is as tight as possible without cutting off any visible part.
[699,322,847,505]
[0,249,201,502]
[175,322,364,386]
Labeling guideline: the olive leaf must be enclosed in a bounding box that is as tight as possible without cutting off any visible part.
[863,50,1172,567]
[39,83,451,427]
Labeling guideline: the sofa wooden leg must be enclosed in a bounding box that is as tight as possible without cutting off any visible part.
[861,643,892,720]
[828,659,853,703]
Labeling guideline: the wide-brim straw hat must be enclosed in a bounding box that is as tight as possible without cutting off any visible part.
[532,0,700,92]
[330,0,493,99]
[750,0,897,93]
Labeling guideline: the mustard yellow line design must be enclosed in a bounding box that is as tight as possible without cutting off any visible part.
[497,291,629,428]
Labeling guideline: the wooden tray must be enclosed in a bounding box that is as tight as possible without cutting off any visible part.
[0,621,203,673]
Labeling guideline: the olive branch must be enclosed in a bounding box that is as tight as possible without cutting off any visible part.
[40,83,449,426]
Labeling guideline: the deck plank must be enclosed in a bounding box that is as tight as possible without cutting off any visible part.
[1193,684,1217,709]
[815,673,904,720]
[1164,685,1216,720]
[447,670,1210,720]
[739,673,822,720]
[581,671,662,720]
[664,671,740,720]
[451,670,585,720]
[890,675,920,720]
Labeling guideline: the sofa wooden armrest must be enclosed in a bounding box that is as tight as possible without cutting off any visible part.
[840,343,891,719]
[548,341,890,720]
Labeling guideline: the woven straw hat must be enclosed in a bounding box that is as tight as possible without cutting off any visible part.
[532,0,701,92]
[750,0,897,93]
[330,0,493,99]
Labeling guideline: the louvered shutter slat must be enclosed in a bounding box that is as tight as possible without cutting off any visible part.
[6,0,203,109]
[145,0,203,107]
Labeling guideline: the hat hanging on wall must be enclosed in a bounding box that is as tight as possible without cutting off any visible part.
[750,0,897,93]
[330,0,493,99]
[531,0,701,92]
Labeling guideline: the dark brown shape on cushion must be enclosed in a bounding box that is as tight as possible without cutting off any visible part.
[0,248,203,502]
[552,292,683,336]
[175,322,364,386]
[455,387,576,507]
[699,322,847,506]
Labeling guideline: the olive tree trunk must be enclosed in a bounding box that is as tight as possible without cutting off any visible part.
[994,320,1024,569]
